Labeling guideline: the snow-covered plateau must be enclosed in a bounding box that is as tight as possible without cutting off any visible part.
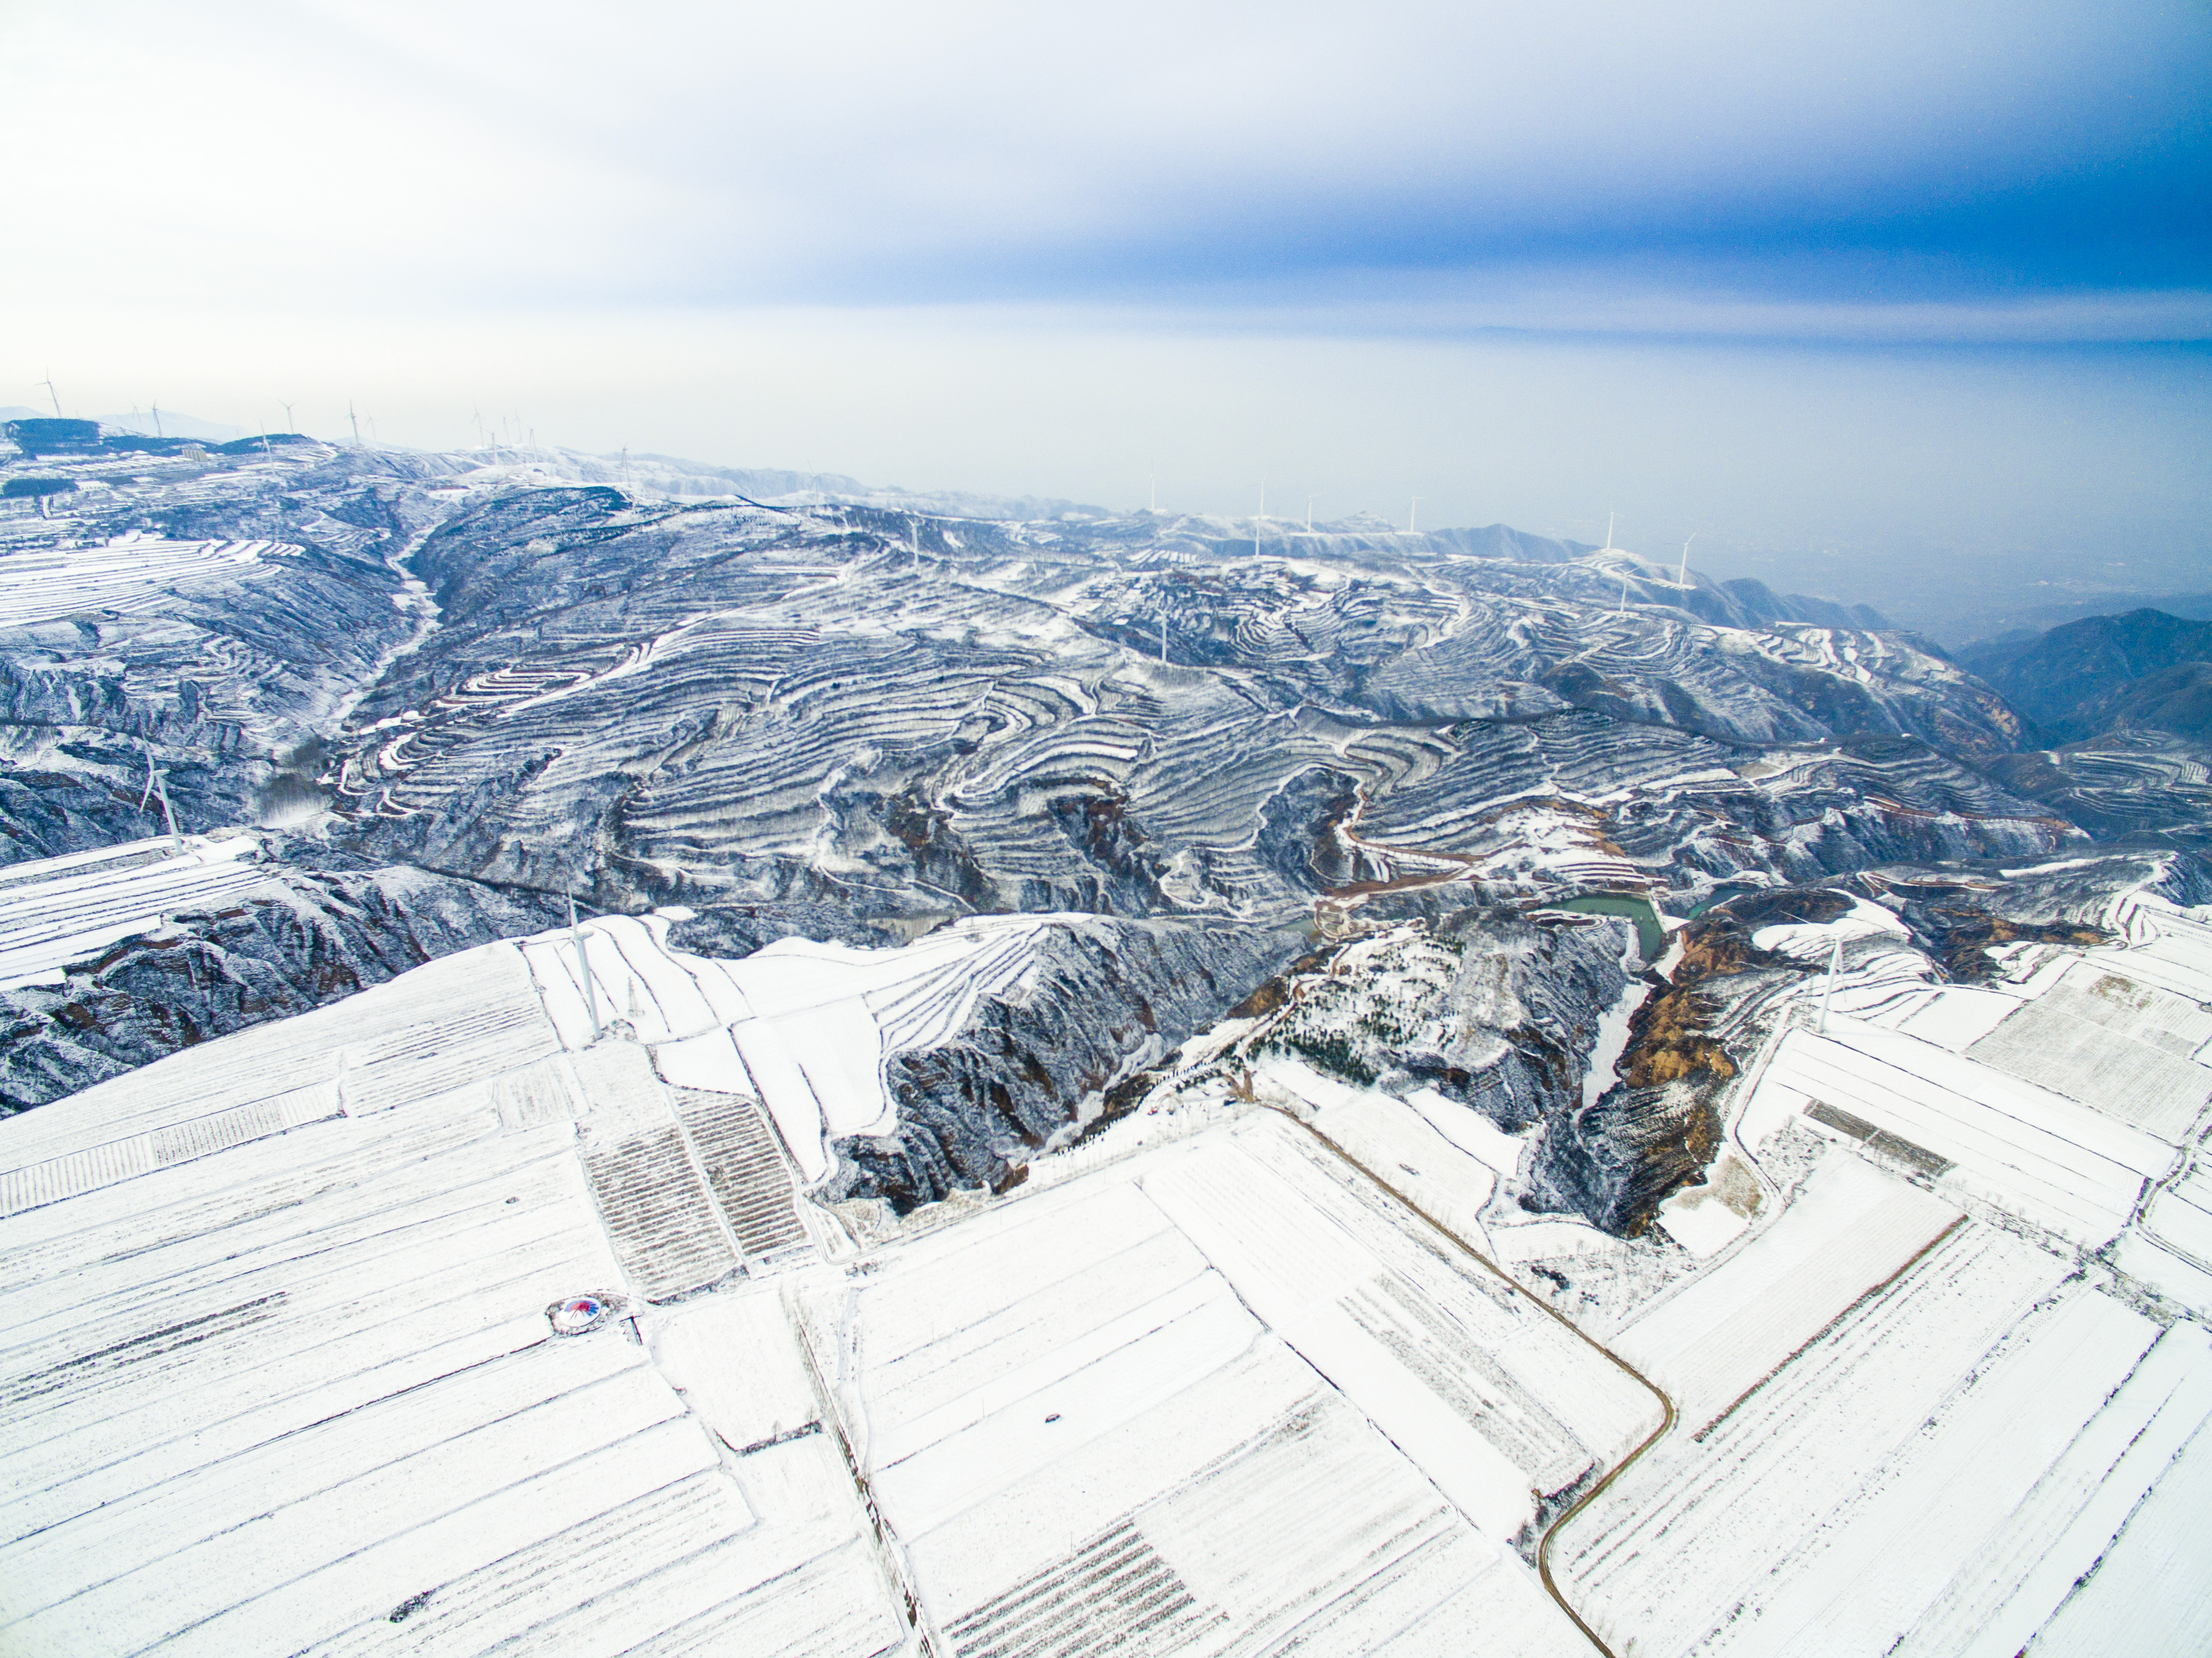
[2,425,2210,1656]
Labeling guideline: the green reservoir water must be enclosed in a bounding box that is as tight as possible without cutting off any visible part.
[1542,893,1667,963]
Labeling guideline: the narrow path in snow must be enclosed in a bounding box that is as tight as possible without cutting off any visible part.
[1276,1102,1677,1658]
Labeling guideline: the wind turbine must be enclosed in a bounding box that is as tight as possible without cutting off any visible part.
[569,891,602,1042]
[349,402,363,448]
[1602,509,1616,552]
[1306,495,1315,532]
[151,405,164,438]
[139,756,182,851]
[37,373,61,416]
[1677,532,1698,587]
[281,401,295,434]
[1409,497,1420,533]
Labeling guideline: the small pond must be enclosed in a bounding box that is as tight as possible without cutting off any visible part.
[1682,879,1765,919]
[1538,892,1667,963]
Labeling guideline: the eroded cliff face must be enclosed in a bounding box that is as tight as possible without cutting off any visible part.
[0,864,564,1112]
[831,916,1302,1210]
[1246,908,1684,1229]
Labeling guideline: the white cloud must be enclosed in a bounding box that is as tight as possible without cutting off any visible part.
[4,0,2203,314]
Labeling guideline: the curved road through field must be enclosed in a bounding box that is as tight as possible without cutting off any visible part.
[1268,1104,1676,1658]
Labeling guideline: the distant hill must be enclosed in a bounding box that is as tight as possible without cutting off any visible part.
[1953,591,2212,648]
[2072,661,2212,744]
[91,410,250,442]
[1957,608,2212,741]
[1719,579,1887,632]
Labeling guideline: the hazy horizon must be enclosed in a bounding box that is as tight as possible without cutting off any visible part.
[6,0,2206,641]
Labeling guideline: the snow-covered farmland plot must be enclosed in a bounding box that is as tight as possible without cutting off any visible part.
[0,534,275,625]
[1550,1171,2212,1657]
[0,830,274,990]
[519,908,1054,1180]
[825,1111,1659,1656]
[1641,912,2212,1657]
[0,939,565,1217]
[1964,963,2212,1138]
[1755,1020,2171,1247]
[1610,1154,1959,1433]
[0,932,900,1656]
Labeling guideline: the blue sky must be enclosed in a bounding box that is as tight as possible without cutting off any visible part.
[4,0,2207,628]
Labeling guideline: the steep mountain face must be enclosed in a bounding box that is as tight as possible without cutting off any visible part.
[0,862,565,1109]
[2076,660,2212,743]
[1253,904,1654,1224]
[837,915,1303,1208]
[1957,608,2212,739]
[1,434,2205,1229]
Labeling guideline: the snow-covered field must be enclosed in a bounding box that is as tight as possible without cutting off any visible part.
[0,924,1651,1656]
[0,830,273,989]
[518,908,1058,1181]
[826,1113,1653,1655]
[1576,891,2212,1657]
[0,918,904,1654]
[3,859,2211,1654]
[1556,1228,2209,1657]
[0,533,275,626]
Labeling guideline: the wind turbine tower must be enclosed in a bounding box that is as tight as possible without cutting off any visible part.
[349,403,363,448]
[154,771,180,850]
[569,892,601,1042]
[1677,533,1697,587]
[38,374,62,417]
[140,756,182,852]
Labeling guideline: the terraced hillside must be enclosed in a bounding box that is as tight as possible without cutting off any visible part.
[0,431,2199,1216]
[5,430,2212,1656]
[322,483,2052,937]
